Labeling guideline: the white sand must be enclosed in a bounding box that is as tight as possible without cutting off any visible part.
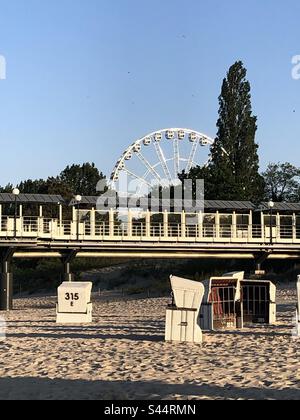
[0,285,299,400]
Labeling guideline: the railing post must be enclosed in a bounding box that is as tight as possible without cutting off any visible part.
[293,213,297,241]
[19,205,23,238]
[232,211,237,240]
[249,210,253,240]
[109,209,115,238]
[7,218,14,237]
[215,211,220,239]
[55,206,62,237]
[72,206,76,223]
[37,206,43,237]
[164,210,169,238]
[276,212,280,241]
[59,204,63,233]
[181,211,186,238]
[261,212,265,241]
[90,208,96,237]
[198,211,203,239]
[71,219,77,239]
[126,209,132,238]
[146,210,151,238]
[17,217,22,238]
[52,220,58,239]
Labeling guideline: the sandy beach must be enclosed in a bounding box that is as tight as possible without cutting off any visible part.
[0,284,299,400]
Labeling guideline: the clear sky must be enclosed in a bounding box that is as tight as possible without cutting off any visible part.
[0,0,299,185]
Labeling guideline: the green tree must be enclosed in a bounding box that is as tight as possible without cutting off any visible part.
[262,162,300,202]
[18,179,48,194]
[179,166,211,201]
[0,183,13,193]
[9,163,106,199]
[192,61,264,202]
[59,162,106,196]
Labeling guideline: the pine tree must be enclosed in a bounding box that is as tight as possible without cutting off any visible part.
[207,61,264,201]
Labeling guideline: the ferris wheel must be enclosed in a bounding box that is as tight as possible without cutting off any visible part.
[109,128,214,195]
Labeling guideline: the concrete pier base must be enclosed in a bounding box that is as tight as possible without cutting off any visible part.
[0,249,15,311]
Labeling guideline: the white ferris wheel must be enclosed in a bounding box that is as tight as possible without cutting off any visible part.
[109,128,214,196]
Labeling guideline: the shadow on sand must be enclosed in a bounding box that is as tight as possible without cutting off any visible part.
[0,377,298,400]
[5,332,164,342]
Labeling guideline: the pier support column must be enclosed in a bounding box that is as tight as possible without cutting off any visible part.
[0,248,15,311]
[254,252,270,276]
[62,250,77,282]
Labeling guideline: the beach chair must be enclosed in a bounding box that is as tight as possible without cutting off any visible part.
[200,275,276,331]
[56,282,93,324]
[165,276,205,344]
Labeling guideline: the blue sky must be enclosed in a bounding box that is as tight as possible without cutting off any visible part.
[0,0,299,185]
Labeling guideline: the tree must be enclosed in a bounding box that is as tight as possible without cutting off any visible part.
[8,163,106,199]
[202,61,264,201]
[59,163,106,196]
[179,166,211,201]
[262,162,300,202]
[18,179,48,194]
[0,183,13,193]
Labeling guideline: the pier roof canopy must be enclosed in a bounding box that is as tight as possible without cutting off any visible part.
[0,193,65,205]
[2,193,300,212]
[69,197,300,212]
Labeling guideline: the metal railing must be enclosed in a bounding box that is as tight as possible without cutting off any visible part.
[0,216,9,232]
[0,215,300,243]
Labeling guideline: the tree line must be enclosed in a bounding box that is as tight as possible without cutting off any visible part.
[0,163,106,199]
[1,61,300,204]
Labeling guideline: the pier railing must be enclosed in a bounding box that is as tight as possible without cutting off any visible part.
[0,214,299,244]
